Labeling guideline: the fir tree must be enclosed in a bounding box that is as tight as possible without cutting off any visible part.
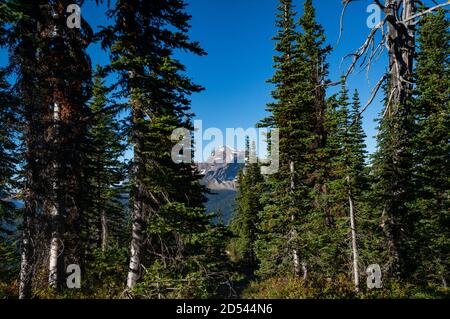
[256,0,332,280]
[291,0,332,279]
[342,89,368,291]
[2,0,50,298]
[256,0,304,279]
[3,0,94,295]
[371,76,415,279]
[82,70,128,256]
[0,69,18,285]
[313,84,350,280]
[101,0,229,297]
[411,10,449,286]
[230,140,264,276]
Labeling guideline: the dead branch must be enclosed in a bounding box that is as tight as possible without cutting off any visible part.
[402,2,450,24]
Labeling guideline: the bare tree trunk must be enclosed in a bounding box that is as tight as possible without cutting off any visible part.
[126,100,146,290]
[383,0,416,278]
[101,211,108,252]
[289,160,301,277]
[347,176,360,292]
[127,190,144,289]
[19,207,34,299]
[385,0,415,113]
[49,102,62,290]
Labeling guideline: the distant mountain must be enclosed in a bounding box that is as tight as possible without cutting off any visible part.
[3,148,243,227]
[198,146,245,191]
[198,146,244,224]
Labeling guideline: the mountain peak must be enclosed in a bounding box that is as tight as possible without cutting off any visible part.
[207,145,245,165]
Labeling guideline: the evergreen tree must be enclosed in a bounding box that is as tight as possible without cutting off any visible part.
[230,140,264,276]
[291,0,332,279]
[411,10,449,286]
[77,71,129,296]
[345,90,368,198]
[371,75,415,279]
[101,0,229,297]
[2,0,51,298]
[0,69,18,285]
[256,0,305,279]
[82,70,128,256]
[342,89,369,291]
[3,0,94,295]
[312,84,350,280]
[256,0,331,280]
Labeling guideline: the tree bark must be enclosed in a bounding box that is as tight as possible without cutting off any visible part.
[385,0,415,113]
[126,99,146,290]
[48,102,63,290]
[101,211,108,252]
[347,176,360,292]
[383,0,416,278]
[289,160,301,278]
[19,206,34,299]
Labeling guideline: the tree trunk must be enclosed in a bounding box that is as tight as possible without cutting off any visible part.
[347,176,360,292]
[19,206,34,299]
[385,0,415,112]
[126,191,144,289]
[49,102,63,290]
[383,0,416,278]
[289,160,301,277]
[126,100,146,290]
[101,211,108,252]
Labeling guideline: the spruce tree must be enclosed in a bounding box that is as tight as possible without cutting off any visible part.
[76,70,130,296]
[313,84,351,280]
[291,0,332,279]
[412,10,449,286]
[2,0,49,298]
[230,140,264,276]
[342,89,368,291]
[371,76,415,279]
[256,0,305,279]
[101,0,229,297]
[3,0,94,295]
[82,70,127,255]
[256,0,332,280]
[0,69,18,285]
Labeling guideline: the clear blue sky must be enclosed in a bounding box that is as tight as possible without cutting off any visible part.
[1,0,394,155]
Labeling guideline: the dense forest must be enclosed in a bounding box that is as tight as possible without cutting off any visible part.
[0,0,449,299]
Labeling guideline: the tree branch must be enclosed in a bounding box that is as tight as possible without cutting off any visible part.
[402,2,450,24]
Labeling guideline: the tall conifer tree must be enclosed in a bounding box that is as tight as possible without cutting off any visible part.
[0,69,18,285]
[100,0,229,297]
[231,140,264,276]
[412,10,449,286]
[3,0,94,295]
[82,70,127,255]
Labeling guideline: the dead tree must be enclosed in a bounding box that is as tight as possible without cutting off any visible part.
[338,0,450,277]
[339,0,449,115]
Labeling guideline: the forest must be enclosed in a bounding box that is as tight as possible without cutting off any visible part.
[0,0,449,299]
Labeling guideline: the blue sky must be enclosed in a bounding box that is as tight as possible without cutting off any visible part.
[1,0,392,155]
[82,0,387,155]
[173,0,388,155]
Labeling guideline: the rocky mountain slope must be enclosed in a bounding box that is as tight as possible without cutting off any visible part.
[198,146,244,224]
